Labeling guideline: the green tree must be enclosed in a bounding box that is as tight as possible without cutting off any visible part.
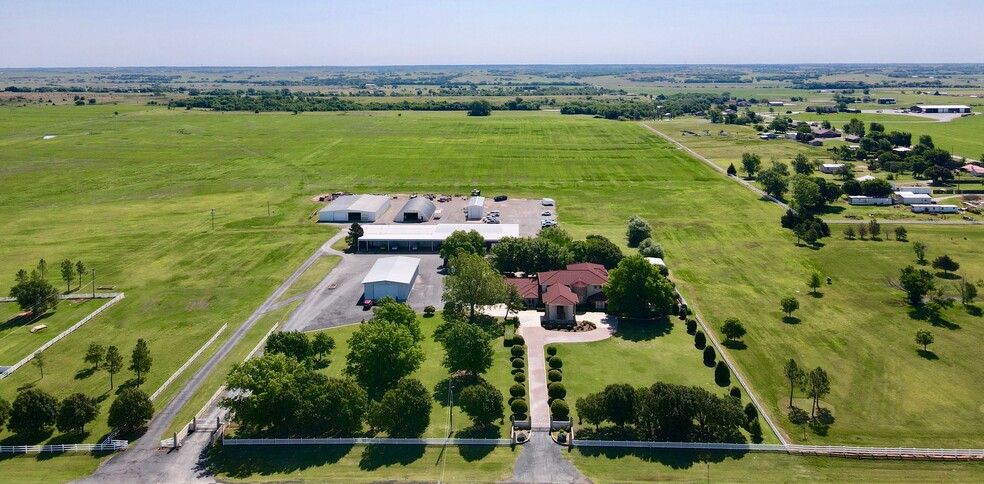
[603,255,676,319]
[346,222,364,250]
[459,381,504,428]
[33,352,46,379]
[808,272,822,294]
[843,118,865,137]
[129,338,152,384]
[37,259,47,280]
[570,234,623,269]
[780,296,799,318]
[575,393,605,430]
[436,322,494,376]
[958,277,978,304]
[371,297,423,342]
[899,265,935,305]
[833,164,853,181]
[108,388,154,433]
[105,345,123,390]
[602,383,636,429]
[757,168,788,198]
[368,378,431,437]
[84,343,105,370]
[726,163,737,176]
[440,229,486,264]
[790,175,822,211]
[913,241,927,263]
[0,397,10,429]
[915,329,935,351]
[8,272,59,315]
[7,388,58,436]
[637,237,664,258]
[792,154,814,175]
[266,331,313,361]
[504,283,526,321]
[720,318,746,341]
[442,252,506,322]
[56,393,99,434]
[60,259,74,292]
[783,359,804,408]
[843,225,856,239]
[75,261,86,289]
[894,226,908,241]
[311,332,335,362]
[802,367,831,417]
[626,215,653,247]
[741,152,762,178]
[537,226,573,247]
[868,219,882,239]
[931,255,959,275]
[467,99,492,116]
[298,377,369,436]
[345,320,425,400]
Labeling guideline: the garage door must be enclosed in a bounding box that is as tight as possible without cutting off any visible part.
[364,282,406,301]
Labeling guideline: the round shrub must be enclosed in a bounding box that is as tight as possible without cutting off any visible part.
[548,357,563,370]
[557,430,567,444]
[730,386,741,400]
[547,369,563,382]
[550,399,570,420]
[548,382,566,400]
[703,346,716,365]
[510,383,526,399]
[512,358,525,369]
[423,305,436,317]
[511,398,528,416]
[744,402,758,424]
[715,361,730,384]
[546,346,557,357]
[511,345,525,357]
[694,330,706,349]
[516,432,527,443]
[686,319,697,335]
[638,237,664,258]
[512,334,525,346]
[513,372,525,383]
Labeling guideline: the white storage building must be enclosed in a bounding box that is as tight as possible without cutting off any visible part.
[911,204,958,214]
[848,196,893,206]
[896,186,932,195]
[466,196,485,220]
[910,105,971,114]
[394,198,436,223]
[362,256,420,301]
[895,192,934,205]
[820,163,845,174]
[319,195,391,223]
[356,223,520,252]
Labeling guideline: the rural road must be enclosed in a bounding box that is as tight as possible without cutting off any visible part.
[75,233,339,483]
[510,430,589,484]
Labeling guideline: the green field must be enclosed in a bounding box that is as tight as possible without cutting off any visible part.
[275,255,341,302]
[0,299,102,366]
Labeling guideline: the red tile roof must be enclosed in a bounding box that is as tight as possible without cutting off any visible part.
[538,263,609,288]
[543,284,579,306]
[505,277,539,299]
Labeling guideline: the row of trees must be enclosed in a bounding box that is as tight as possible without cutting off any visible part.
[9,259,90,315]
[0,387,153,438]
[79,339,151,389]
[843,221,908,242]
[575,383,753,443]
[488,230,623,274]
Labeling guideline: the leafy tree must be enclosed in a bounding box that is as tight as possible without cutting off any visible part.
[0,397,10,429]
[913,241,927,263]
[603,255,676,319]
[571,234,623,269]
[345,222,364,249]
[602,383,636,428]
[899,265,935,305]
[56,393,99,434]
[726,163,737,176]
[790,175,822,211]
[105,345,123,389]
[626,215,653,247]
[894,226,908,241]
[311,332,335,362]
[129,339,152,384]
[490,236,572,273]
[7,388,58,436]
[84,343,105,370]
[8,272,59,314]
[504,284,525,321]
[637,237,665,258]
[780,296,799,318]
[792,154,814,175]
[575,393,606,430]
[932,255,959,275]
[436,322,494,376]
[371,297,422,339]
[439,229,485,263]
[538,226,573,247]
[741,152,762,178]
[300,377,369,436]
[694,330,706,349]
[60,259,74,292]
[843,225,856,239]
[108,388,153,433]
[703,346,716,365]
[833,164,853,181]
[958,278,978,304]
[783,359,804,408]
[633,382,746,443]
[915,329,935,351]
[345,320,424,400]
[757,168,788,198]
[459,381,504,428]
[802,367,831,417]
[467,99,492,116]
[860,178,893,197]
[868,219,882,239]
[75,261,86,288]
[442,252,506,322]
[843,118,865,137]
[265,331,314,361]
[33,352,46,379]
[720,318,746,341]
[808,272,822,294]
[715,361,730,384]
[369,378,431,437]
[37,259,47,280]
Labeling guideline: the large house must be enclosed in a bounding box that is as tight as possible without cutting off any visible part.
[504,262,610,321]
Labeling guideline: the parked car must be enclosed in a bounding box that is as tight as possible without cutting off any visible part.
[541,211,552,216]
[363,299,373,310]
[493,195,508,202]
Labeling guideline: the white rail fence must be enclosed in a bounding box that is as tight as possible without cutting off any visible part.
[0,440,129,454]
[0,293,125,381]
[222,437,512,446]
[150,323,228,402]
[574,440,984,460]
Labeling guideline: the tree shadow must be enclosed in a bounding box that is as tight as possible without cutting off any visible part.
[0,428,54,446]
[722,340,747,351]
[115,378,143,394]
[432,374,482,408]
[703,358,716,368]
[613,317,672,342]
[935,272,961,280]
[16,382,36,392]
[575,446,747,470]
[907,306,960,330]
[74,367,97,380]
[47,431,90,445]
[0,311,54,331]
[208,444,353,479]
[457,443,497,462]
[782,316,801,325]
[359,444,426,470]
[809,291,824,299]
[917,349,939,360]
[965,304,983,317]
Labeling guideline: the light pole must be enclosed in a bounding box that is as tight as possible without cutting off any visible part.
[91,269,96,297]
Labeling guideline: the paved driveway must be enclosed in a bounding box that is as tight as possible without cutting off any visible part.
[283,253,444,332]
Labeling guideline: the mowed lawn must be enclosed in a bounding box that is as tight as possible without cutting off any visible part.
[0,299,102,366]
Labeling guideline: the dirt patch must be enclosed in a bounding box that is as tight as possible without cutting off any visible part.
[186,298,211,311]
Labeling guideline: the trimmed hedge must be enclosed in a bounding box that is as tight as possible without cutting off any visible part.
[513,372,525,383]
[548,382,566,400]
[547,369,563,382]
[730,386,741,400]
[546,346,557,356]
[548,357,563,370]
[715,361,730,384]
[512,358,525,369]
[510,383,526,398]
[686,319,697,335]
[513,334,525,346]
[511,398,528,415]
[550,399,570,420]
[511,345,526,357]
[703,346,716,365]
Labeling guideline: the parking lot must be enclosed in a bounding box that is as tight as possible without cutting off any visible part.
[375,193,554,237]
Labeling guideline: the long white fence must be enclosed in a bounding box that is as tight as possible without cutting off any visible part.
[150,323,228,402]
[574,440,984,460]
[0,440,129,454]
[0,293,125,381]
[222,437,512,446]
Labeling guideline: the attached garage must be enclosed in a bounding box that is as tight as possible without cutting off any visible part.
[395,198,436,223]
[362,256,420,301]
[318,195,391,223]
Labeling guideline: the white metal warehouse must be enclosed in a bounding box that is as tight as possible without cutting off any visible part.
[394,198,436,222]
[357,223,520,251]
[318,195,391,223]
[362,256,420,301]
[466,196,485,220]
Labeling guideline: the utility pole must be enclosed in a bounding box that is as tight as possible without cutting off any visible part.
[267,201,271,217]
[91,269,96,297]
[210,209,215,231]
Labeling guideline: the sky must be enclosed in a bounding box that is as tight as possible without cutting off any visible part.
[1,0,982,68]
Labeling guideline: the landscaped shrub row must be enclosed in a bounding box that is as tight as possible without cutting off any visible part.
[546,347,570,421]
[510,337,528,420]
[693,320,735,392]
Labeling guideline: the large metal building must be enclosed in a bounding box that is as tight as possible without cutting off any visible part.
[318,195,391,223]
[361,256,420,301]
[394,198,436,223]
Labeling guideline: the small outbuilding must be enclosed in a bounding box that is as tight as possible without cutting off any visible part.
[910,105,971,114]
[848,196,893,206]
[361,256,420,302]
[466,196,485,220]
[896,186,932,195]
[895,192,934,205]
[395,198,436,223]
[820,163,845,174]
[855,175,878,182]
[911,204,958,214]
[319,194,391,223]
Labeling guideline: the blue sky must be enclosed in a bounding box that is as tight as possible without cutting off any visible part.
[1,0,981,67]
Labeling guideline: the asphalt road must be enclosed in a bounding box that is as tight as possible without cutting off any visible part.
[509,430,589,484]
